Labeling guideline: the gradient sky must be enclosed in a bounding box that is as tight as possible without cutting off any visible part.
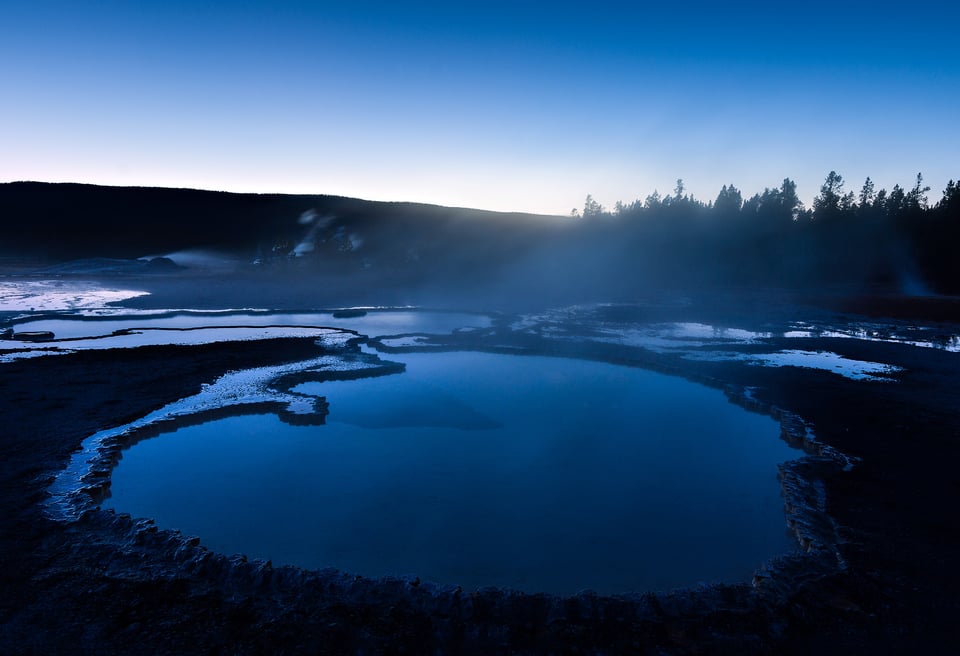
[3,1,958,214]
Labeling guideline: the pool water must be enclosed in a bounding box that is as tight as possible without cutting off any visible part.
[103,351,798,595]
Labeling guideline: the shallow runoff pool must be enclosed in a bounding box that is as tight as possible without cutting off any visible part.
[102,351,798,595]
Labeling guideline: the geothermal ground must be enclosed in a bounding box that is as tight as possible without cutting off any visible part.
[1,276,958,654]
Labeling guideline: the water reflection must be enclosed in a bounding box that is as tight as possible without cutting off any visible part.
[103,351,798,596]
[11,310,491,340]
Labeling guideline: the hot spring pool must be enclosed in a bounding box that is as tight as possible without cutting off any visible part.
[102,351,798,595]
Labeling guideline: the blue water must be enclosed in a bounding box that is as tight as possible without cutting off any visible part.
[103,351,797,595]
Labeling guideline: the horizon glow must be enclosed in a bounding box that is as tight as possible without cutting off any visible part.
[2,1,958,215]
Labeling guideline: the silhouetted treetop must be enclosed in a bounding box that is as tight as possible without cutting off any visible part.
[859,177,876,207]
[905,172,931,211]
[714,184,743,215]
[938,180,960,212]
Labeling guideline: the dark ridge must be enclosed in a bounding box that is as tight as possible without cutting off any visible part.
[0,181,564,262]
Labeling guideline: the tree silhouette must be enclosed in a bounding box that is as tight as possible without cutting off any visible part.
[582,194,605,218]
[905,172,931,211]
[858,177,876,207]
[714,184,743,216]
[813,171,846,220]
[938,180,960,212]
[775,178,802,221]
[886,184,906,215]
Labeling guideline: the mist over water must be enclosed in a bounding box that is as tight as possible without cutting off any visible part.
[5,177,960,315]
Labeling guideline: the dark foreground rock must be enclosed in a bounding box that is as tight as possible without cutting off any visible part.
[1,308,958,654]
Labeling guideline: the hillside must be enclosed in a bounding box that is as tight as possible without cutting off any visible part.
[0,182,567,273]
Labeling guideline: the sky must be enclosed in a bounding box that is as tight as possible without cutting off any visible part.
[3,1,958,215]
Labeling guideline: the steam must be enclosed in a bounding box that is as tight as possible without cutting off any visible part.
[897,268,933,297]
[155,249,241,272]
[293,210,336,258]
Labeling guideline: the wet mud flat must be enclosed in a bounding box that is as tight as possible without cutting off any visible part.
[1,305,959,654]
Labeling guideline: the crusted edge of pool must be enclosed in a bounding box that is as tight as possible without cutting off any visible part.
[44,332,406,521]
[43,335,850,616]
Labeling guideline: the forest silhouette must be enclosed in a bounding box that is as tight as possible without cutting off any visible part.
[569,172,960,295]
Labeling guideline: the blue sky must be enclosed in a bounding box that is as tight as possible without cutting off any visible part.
[3,1,958,214]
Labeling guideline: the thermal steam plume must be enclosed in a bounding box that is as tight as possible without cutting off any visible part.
[293,209,335,257]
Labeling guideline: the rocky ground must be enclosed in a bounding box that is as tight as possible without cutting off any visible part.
[0,281,958,654]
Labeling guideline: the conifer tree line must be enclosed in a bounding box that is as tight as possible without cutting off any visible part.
[570,172,960,294]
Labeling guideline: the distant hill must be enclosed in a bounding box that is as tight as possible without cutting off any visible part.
[0,182,567,272]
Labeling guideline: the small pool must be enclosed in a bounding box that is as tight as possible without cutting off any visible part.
[11,310,491,340]
[102,351,798,595]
